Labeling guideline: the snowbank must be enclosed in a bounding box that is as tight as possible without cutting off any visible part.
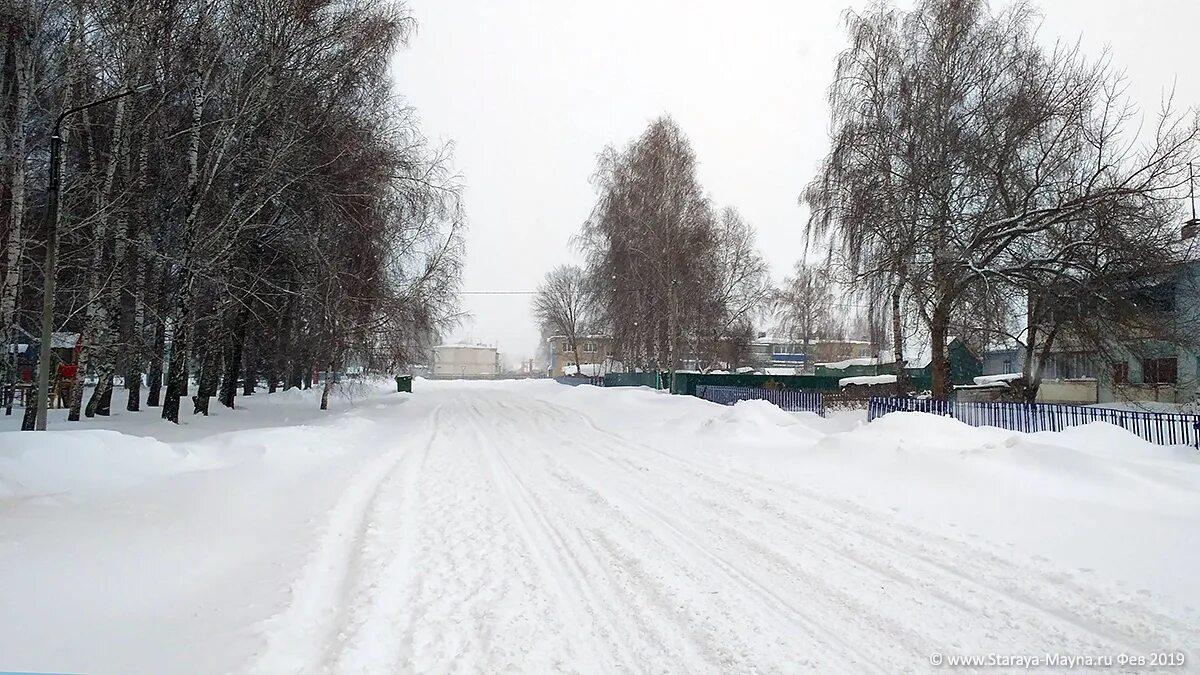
[0,430,208,498]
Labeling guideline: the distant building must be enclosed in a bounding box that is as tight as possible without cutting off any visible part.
[546,335,613,377]
[748,335,873,374]
[815,336,983,387]
[431,344,499,378]
[978,236,1200,405]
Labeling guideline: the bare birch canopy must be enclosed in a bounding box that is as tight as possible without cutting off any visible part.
[805,0,1199,398]
[1,0,464,424]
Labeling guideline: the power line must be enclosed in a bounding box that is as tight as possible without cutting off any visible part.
[457,289,876,310]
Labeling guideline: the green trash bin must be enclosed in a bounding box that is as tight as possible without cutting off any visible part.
[394,375,412,393]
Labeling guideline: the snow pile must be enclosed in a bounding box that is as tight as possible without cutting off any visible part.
[839,374,897,387]
[701,399,804,435]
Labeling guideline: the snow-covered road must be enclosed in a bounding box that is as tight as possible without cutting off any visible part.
[3,380,1199,674]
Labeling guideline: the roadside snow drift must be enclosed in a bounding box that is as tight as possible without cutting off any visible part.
[1,379,1198,674]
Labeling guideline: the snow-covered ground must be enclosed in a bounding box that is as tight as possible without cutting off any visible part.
[1,379,1198,674]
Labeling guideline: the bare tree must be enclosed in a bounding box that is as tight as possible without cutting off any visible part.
[806,0,1199,397]
[773,262,836,373]
[579,117,768,384]
[532,265,592,375]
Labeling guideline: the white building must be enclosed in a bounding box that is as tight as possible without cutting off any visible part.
[432,344,499,378]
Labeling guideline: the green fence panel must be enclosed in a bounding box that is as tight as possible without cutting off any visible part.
[670,372,846,395]
[602,372,663,389]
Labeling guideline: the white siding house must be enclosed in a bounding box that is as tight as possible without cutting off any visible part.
[432,344,499,378]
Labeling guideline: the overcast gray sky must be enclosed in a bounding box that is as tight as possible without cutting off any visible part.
[392,0,1200,367]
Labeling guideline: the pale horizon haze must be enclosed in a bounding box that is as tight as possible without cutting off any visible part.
[392,0,1200,367]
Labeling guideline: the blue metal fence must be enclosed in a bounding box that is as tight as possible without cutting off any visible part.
[868,397,1200,449]
[697,385,826,417]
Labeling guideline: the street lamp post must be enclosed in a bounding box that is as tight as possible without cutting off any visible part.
[31,84,152,431]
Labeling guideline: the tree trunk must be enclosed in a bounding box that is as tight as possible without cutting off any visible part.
[666,286,678,392]
[126,260,145,412]
[242,352,256,396]
[162,280,191,423]
[192,319,221,415]
[126,130,151,412]
[891,281,908,392]
[320,362,334,410]
[74,95,129,421]
[146,264,168,406]
[930,299,951,398]
[1,46,30,381]
[219,304,248,408]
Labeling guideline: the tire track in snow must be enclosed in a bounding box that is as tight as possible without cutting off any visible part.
[401,393,573,673]
[325,406,442,673]
[488,398,760,673]
[461,396,642,674]
[548,396,1199,658]
[490,395,886,673]
[247,406,440,675]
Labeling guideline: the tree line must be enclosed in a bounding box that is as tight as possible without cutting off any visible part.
[1,0,464,427]
[535,0,1197,398]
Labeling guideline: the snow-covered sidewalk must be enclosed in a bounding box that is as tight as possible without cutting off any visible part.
[1,380,1198,673]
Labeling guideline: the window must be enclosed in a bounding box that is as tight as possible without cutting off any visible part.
[560,341,570,353]
[584,341,598,353]
[1133,282,1176,312]
[1112,362,1129,385]
[1142,357,1177,385]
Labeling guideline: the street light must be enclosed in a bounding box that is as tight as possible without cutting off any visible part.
[31,84,153,431]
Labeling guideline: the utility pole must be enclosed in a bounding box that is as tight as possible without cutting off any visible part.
[28,84,152,431]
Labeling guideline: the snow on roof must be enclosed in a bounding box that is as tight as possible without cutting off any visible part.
[839,374,898,387]
[562,362,606,376]
[433,344,496,351]
[973,373,1024,385]
[546,335,611,343]
[1171,235,1200,263]
[7,331,79,351]
[817,357,879,370]
[752,336,872,346]
[954,381,1012,390]
[762,366,803,376]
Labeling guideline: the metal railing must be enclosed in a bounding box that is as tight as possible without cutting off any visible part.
[867,397,1200,449]
[697,385,826,417]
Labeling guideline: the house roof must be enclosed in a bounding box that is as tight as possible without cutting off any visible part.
[816,335,966,370]
[546,335,611,343]
[7,330,80,350]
